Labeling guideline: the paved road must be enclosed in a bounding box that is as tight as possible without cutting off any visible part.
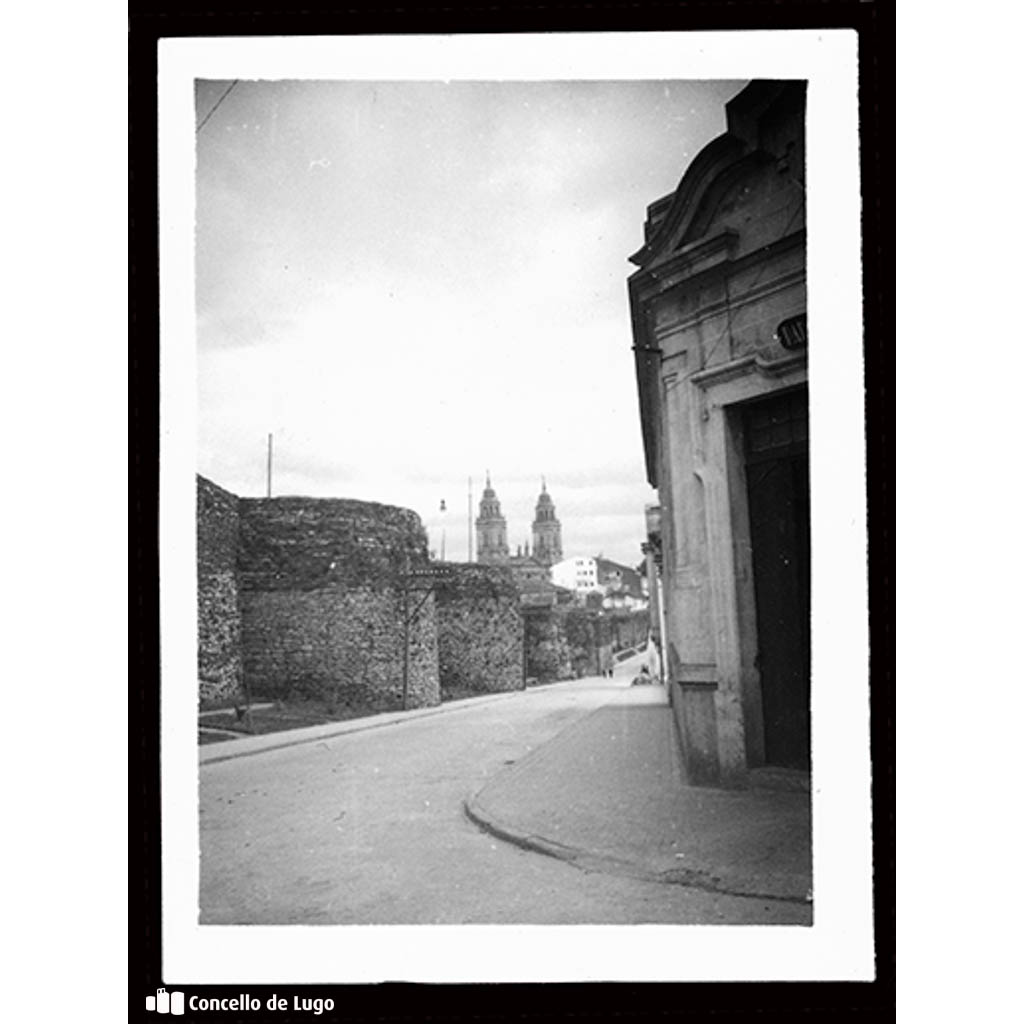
[200,670,808,925]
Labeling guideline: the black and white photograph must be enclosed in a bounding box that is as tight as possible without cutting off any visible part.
[156,29,872,986]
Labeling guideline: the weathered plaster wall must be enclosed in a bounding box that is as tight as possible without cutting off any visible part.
[197,476,243,708]
[435,564,524,696]
[237,497,439,711]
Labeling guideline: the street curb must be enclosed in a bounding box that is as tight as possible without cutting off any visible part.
[200,688,525,766]
[461,697,811,906]
[462,792,809,905]
[198,676,615,767]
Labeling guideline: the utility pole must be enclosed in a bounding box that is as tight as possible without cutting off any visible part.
[467,476,473,563]
[401,576,411,710]
[399,562,452,710]
[266,433,273,498]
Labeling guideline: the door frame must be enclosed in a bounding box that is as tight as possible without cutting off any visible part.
[741,387,810,768]
[688,352,807,772]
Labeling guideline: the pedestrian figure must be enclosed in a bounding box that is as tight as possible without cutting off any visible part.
[631,664,653,686]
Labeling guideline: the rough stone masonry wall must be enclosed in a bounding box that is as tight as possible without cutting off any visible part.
[196,476,244,708]
[523,607,651,683]
[435,564,524,696]
[563,608,612,678]
[523,607,575,683]
[237,497,439,711]
[605,609,651,653]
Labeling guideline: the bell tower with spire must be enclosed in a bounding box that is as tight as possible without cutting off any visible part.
[531,478,563,567]
[475,472,509,564]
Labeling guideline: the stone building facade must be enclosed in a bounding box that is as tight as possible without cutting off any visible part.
[628,80,809,786]
[641,504,666,654]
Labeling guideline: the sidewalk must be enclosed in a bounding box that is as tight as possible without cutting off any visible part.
[199,679,585,767]
[465,682,812,904]
[199,653,653,766]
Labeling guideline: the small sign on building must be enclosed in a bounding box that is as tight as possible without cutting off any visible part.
[775,313,807,351]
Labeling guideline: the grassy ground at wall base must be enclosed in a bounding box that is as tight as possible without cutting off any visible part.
[440,687,520,703]
[198,701,383,744]
[198,689,504,745]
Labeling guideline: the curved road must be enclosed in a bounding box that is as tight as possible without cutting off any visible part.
[200,667,808,925]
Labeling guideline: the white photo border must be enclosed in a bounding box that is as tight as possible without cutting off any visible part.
[159,29,870,984]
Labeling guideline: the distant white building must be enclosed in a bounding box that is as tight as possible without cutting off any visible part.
[594,557,648,611]
[550,556,648,611]
[550,556,600,595]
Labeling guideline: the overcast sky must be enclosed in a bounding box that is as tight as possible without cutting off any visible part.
[195,78,745,566]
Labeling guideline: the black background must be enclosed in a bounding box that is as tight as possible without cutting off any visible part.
[131,2,893,1020]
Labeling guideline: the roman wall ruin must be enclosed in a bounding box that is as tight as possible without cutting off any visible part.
[434,563,524,697]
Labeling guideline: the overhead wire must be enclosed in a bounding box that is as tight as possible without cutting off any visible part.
[196,80,239,134]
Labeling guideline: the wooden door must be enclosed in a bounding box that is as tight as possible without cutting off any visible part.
[743,389,811,769]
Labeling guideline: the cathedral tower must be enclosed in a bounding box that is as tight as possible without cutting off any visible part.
[475,472,509,564]
[531,478,563,567]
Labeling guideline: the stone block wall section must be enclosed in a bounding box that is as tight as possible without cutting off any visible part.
[604,609,651,654]
[522,607,572,683]
[197,476,244,708]
[197,475,652,712]
[239,586,438,711]
[434,563,524,696]
[523,606,652,683]
[236,496,439,711]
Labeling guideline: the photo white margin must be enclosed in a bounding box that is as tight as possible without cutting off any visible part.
[158,29,871,984]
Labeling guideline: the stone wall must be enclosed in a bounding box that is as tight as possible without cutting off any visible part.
[563,608,610,678]
[199,477,642,715]
[604,609,651,653]
[434,564,524,696]
[523,606,651,683]
[522,606,573,683]
[522,607,606,683]
[197,476,244,708]
[236,496,439,711]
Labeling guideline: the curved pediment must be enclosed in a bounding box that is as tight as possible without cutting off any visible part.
[629,81,806,270]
